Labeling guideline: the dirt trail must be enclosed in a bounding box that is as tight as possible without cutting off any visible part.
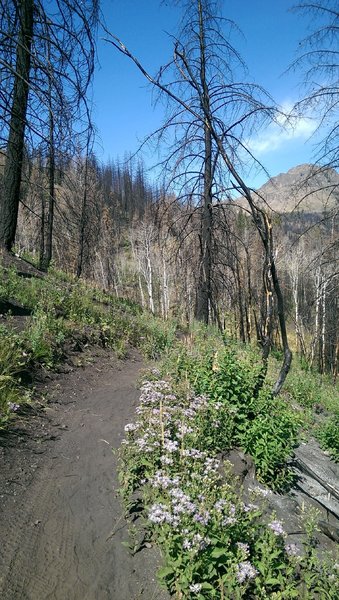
[0,351,168,600]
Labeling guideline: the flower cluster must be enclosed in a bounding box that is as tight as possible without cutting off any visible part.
[7,401,20,412]
[183,532,211,553]
[189,583,202,594]
[236,561,258,583]
[148,503,174,525]
[268,520,286,537]
[119,373,338,599]
[285,543,300,557]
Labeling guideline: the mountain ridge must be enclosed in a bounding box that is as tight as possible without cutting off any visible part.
[254,163,339,214]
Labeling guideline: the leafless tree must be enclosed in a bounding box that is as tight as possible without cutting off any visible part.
[0,0,98,258]
[292,1,339,171]
[105,0,292,394]
[290,1,339,376]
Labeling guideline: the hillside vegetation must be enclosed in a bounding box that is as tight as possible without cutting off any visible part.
[1,254,337,462]
[0,256,175,427]
[1,1,338,596]
[9,159,338,384]
[0,252,338,598]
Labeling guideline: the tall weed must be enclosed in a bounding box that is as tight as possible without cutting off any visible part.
[0,326,27,426]
[164,336,300,490]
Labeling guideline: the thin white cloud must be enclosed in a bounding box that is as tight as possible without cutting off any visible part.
[248,104,318,156]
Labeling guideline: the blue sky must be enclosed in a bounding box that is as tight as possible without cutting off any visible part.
[93,0,322,188]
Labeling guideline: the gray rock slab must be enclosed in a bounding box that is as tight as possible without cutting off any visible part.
[224,439,339,555]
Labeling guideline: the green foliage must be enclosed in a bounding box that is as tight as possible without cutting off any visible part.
[284,371,323,409]
[0,265,21,300]
[281,359,338,415]
[133,316,177,359]
[240,393,300,490]
[0,261,178,425]
[0,326,27,427]
[165,337,299,490]
[23,307,67,367]
[119,375,338,599]
[0,262,178,365]
[316,416,339,461]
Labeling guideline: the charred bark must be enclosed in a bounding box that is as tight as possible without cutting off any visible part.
[0,0,34,250]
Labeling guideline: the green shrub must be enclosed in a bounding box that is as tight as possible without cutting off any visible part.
[23,307,67,367]
[240,391,300,490]
[316,417,339,461]
[119,375,339,599]
[282,359,338,415]
[284,372,322,409]
[0,326,27,426]
[164,338,300,490]
[134,315,177,359]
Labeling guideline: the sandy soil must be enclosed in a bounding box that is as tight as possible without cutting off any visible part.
[0,349,168,600]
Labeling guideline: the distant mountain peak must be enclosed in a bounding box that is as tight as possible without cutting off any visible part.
[256,164,339,213]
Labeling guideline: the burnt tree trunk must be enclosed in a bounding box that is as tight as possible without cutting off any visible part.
[195,123,213,323]
[0,0,34,250]
[77,155,89,278]
[40,116,55,271]
[195,2,213,324]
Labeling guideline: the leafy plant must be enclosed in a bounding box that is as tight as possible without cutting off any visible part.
[164,338,300,490]
[119,374,339,599]
[0,326,27,426]
[316,417,339,461]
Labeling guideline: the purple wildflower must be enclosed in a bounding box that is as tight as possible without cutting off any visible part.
[177,424,194,436]
[148,503,173,524]
[214,499,227,512]
[124,422,139,433]
[135,437,149,450]
[165,394,177,402]
[236,561,258,584]
[243,503,259,512]
[170,488,197,515]
[252,486,271,497]
[163,439,179,452]
[237,542,250,557]
[182,448,206,459]
[285,543,299,557]
[204,457,219,473]
[160,454,173,465]
[193,533,210,551]
[191,395,208,410]
[183,538,192,550]
[183,408,196,418]
[268,520,285,537]
[193,511,210,525]
[150,368,161,376]
[151,472,179,489]
[222,516,236,526]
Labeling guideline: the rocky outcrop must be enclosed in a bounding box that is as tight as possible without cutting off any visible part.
[224,439,339,555]
[256,164,339,213]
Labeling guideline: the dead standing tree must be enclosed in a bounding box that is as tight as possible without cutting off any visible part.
[0,0,34,250]
[105,0,292,395]
[291,1,339,376]
[0,0,98,263]
[118,0,275,327]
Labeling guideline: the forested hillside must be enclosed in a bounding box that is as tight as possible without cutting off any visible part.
[2,158,335,380]
[1,1,338,383]
[1,2,338,598]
